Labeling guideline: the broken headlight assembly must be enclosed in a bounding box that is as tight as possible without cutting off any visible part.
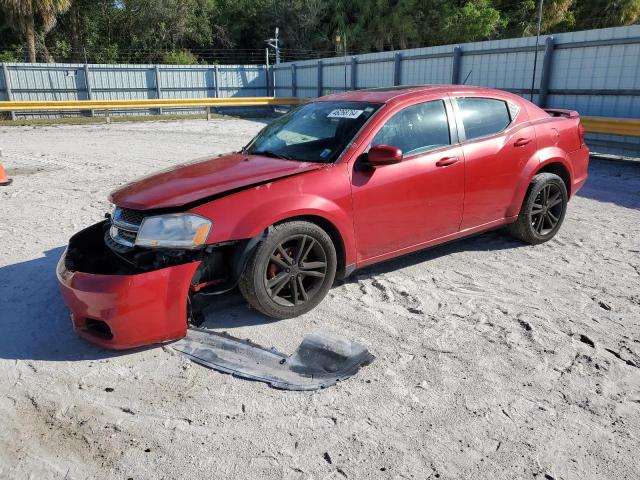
[133,213,212,249]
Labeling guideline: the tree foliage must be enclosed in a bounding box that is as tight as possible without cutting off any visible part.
[1,0,71,61]
[0,0,639,63]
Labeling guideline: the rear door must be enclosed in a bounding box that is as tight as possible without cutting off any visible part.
[351,99,465,261]
[451,96,537,229]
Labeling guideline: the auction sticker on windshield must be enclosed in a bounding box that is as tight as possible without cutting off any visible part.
[327,109,364,119]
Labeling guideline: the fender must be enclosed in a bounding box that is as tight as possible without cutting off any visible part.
[189,166,357,266]
[506,146,573,218]
[536,147,575,181]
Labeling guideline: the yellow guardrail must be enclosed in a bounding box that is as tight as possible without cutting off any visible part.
[0,98,638,137]
[581,116,640,137]
[0,97,304,112]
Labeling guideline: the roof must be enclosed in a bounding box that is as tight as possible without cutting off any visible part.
[315,84,519,105]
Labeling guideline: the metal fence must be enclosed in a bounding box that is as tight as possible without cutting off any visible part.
[0,63,270,117]
[2,26,640,155]
[273,25,640,157]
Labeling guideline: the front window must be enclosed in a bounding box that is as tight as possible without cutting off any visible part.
[246,101,381,163]
[371,100,451,156]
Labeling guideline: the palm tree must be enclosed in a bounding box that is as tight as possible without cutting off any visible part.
[0,0,71,62]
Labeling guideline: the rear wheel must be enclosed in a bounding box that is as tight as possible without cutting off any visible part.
[239,221,337,319]
[509,172,568,245]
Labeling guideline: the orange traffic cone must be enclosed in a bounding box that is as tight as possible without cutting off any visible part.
[0,152,12,186]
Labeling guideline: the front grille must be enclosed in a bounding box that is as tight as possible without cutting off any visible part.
[118,229,137,242]
[108,206,148,250]
[116,207,146,227]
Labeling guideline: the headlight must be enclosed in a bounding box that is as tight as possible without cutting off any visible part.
[135,214,212,249]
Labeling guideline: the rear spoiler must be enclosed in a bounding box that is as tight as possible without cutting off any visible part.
[544,108,579,118]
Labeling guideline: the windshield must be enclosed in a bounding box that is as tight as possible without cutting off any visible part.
[246,101,381,163]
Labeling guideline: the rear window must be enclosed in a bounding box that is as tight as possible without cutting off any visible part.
[457,98,511,141]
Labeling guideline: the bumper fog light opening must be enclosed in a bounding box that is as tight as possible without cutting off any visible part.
[84,319,114,340]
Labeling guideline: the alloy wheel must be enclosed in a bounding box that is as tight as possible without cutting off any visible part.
[263,234,328,307]
[530,183,564,236]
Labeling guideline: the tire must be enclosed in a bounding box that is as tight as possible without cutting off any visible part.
[239,221,337,319]
[508,172,568,245]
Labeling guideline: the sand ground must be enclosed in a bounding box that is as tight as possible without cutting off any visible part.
[0,118,639,480]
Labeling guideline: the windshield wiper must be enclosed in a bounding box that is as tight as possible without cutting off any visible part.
[252,150,295,160]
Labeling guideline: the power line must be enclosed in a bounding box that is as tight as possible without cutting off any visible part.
[530,0,544,101]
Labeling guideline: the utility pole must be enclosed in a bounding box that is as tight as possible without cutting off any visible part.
[342,33,348,91]
[530,0,544,103]
[336,33,348,91]
[266,27,280,65]
[265,47,271,96]
[265,27,280,98]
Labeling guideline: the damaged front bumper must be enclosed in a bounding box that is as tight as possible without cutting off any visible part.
[57,221,201,350]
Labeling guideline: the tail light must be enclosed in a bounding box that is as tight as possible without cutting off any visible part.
[578,121,585,146]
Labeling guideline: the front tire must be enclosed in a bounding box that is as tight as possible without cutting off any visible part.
[508,172,568,245]
[239,221,337,319]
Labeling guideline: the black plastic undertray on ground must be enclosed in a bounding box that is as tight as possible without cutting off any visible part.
[171,328,374,391]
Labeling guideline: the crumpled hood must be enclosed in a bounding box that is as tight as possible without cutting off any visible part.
[109,153,324,210]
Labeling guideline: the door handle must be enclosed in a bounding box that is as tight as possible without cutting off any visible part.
[435,156,459,167]
[514,137,532,147]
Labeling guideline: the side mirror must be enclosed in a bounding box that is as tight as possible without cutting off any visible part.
[367,144,403,166]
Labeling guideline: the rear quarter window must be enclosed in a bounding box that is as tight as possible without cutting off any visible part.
[457,98,511,141]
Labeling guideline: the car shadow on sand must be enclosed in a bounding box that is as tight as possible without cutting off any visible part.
[199,229,526,329]
[577,158,640,209]
[0,230,525,361]
[341,229,525,282]
[0,247,155,362]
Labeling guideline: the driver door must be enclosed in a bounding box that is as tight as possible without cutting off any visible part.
[351,99,465,261]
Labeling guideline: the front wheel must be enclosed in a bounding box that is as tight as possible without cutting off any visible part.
[508,172,568,245]
[239,221,337,319]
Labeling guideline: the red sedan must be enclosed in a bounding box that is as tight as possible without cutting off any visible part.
[58,85,589,349]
